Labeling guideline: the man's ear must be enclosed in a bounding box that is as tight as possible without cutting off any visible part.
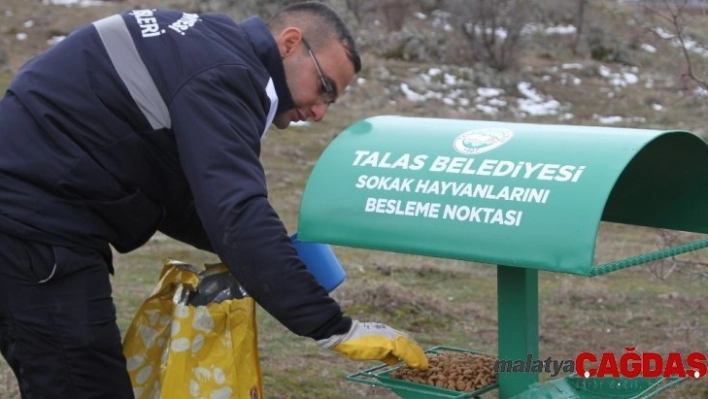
[275,27,303,59]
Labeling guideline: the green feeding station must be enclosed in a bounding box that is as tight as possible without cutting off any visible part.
[295,115,708,399]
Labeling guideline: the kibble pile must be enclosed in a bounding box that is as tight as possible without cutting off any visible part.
[390,351,498,392]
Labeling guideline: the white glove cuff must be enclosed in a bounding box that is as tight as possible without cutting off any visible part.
[316,320,362,348]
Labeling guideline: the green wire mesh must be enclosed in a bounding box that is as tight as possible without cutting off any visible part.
[591,239,708,276]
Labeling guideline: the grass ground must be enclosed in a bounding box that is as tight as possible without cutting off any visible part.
[6,109,706,399]
[1,1,708,398]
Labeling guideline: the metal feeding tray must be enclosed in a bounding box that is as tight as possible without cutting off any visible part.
[346,346,499,399]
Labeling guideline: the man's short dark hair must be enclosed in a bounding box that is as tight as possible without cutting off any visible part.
[268,1,361,73]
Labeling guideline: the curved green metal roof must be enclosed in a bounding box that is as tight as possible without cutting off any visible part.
[297,116,708,276]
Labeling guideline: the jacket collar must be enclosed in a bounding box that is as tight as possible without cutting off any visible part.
[240,17,295,115]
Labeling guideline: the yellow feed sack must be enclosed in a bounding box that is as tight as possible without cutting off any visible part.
[123,260,262,399]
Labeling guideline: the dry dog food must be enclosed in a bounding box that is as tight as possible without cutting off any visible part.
[390,351,498,392]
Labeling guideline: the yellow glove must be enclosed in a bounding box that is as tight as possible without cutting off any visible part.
[317,321,428,370]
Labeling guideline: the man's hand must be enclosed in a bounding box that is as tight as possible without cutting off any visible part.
[317,321,428,370]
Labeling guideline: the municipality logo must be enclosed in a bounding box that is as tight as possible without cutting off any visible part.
[453,128,514,155]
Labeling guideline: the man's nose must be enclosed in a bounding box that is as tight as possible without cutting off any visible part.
[310,103,328,122]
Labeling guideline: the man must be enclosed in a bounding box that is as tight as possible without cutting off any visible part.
[0,2,428,398]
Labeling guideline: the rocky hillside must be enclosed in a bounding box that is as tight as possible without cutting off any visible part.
[1,0,707,137]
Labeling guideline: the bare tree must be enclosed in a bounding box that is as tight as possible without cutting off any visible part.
[643,0,708,90]
[446,0,533,71]
[344,0,367,25]
[379,0,412,32]
[571,0,588,55]
[649,229,708,280]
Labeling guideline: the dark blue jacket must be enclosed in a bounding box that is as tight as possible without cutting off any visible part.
[0,9,351,340]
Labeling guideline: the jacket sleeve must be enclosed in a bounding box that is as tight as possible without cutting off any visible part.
[158,200,214,253]
[168,64,351,340]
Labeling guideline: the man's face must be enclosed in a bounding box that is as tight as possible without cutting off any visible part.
[274,34,355,129]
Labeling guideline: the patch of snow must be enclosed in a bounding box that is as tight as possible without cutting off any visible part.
[545,25,576,35]
[431,10,453,32]
[623,72,638,84]
[522,24,577,36]
[641,43,657,53]
[400,83,441,102]
[43,0,107,7]
[562,63,584,70]
[517,82,544,102]
[681,39,708,57]
[559,74,582,86]
[594,115,624,124]
[598,65,639,88]
[653,27,708,57]
[518,98,561,116]
[467,23,508,40]
[694,87,708,97]
[653,27,674,39]
[517,82,561,116]
[444,73,457,85]
[447,89,463,99]
[477,87,503,97]
[400,83,425,102]
[476,104,499,115]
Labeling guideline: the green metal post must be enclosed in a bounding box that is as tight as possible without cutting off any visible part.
[497,265,539,398]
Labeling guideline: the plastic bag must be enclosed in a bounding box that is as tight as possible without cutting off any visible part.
[122,259,262,399]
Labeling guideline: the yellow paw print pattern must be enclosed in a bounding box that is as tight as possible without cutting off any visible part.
[123,260,262,399]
